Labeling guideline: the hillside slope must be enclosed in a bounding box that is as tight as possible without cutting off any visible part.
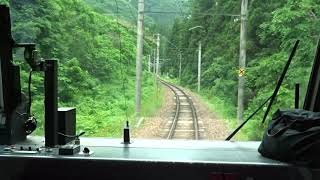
[164,0,320,140]
[1,0,160,137]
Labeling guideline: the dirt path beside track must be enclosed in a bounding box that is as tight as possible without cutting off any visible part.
[133,84,230,140]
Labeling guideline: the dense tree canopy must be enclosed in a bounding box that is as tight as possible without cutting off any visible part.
[164,0,320,140]
[2,0,158,137]
[2,0,320,140]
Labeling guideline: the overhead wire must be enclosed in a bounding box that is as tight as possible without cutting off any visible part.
[125,1,137,24]
[114,0,129,121]
[174,0,186,18]
[144,11,240,17]
[118,3,155,45]
[162,35,179,50]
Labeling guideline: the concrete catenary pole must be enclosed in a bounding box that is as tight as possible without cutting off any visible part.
[156,34,160,77]
[237,0,248,122]
[188,25,203,93]
[153,49,156,74]
[135,0,144,120]
[198,41,202,93]
[148,54,151,72]
[179,51,182,82]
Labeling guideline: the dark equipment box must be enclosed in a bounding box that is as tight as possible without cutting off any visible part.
[58,107,76,145]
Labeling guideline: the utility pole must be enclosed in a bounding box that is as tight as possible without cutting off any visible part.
[135,0,144,120]
[156,34,161,77]
[189,25,203,93]
[179,51,182,82]
[148,54,151,72]
[198,41,202,93]
[153,49,156,74]
[237,0,248,122]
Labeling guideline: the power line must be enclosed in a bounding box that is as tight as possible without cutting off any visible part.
[126,2,137,23]
[114,0,129,121]
[127,6,136,20]
[144,11,240,17]
[110,1,155,46]
[104,10,239,18]
[162,35,179,50]
[167,47,198,50]
[162,36,199,52]
[174,0,185,18]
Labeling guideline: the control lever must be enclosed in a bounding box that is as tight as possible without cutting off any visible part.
[123,121,130,144]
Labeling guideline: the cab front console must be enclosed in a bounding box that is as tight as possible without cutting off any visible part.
[0,138,318,180]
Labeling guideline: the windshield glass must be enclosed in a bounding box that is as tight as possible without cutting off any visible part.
[2,0,318,141]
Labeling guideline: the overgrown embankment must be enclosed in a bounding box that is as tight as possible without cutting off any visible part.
[164,1,319,140]
[1,0,162,137]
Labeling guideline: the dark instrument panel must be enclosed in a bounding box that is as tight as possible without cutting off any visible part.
[0,137,318,180]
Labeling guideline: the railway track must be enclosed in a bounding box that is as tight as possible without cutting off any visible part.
[160,80,203,140]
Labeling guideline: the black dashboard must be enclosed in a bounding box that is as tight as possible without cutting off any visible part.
[0,137,318,180]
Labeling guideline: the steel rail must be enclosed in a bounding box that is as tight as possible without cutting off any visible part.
[160,80,180,139]
[160,80,199,140]
[171,83,200,140]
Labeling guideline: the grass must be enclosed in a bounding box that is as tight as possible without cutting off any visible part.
[141,83,165,117]
[31,73,165,138]
[198,93,250,141]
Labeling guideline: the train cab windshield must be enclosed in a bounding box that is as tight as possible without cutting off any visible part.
[3,0,319,142]
[0,1,320,180]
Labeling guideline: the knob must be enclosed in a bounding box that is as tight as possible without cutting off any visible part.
[83,147,90,154]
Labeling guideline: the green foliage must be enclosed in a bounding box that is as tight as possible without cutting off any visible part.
[10,0,160,137]
[0,0,9,5]
[85,0,189,39]
[164,0,320,140]
[8,0,320,140]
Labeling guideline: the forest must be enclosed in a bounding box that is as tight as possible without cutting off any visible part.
[1,0,319,140]
[164,0,320,140]
[0,0,167,137]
